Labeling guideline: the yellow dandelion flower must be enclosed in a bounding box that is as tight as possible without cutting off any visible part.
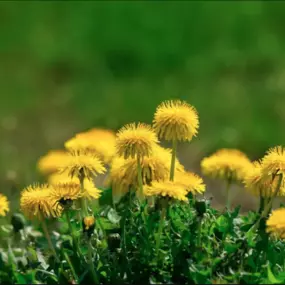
[50,182,81,209]
[201,149,252,183]
[65,128,116,164]
[116,123,158,159]
[82,179,102,200]
[153,100,199,142]
[0,193,9,217]
[262,146,285,177]
[266,208,285,239]
[109,156,130,197]
[144,180,188,201]
[20,184,61,219]
[37,150,70,175]
[48,172,77,185]
[243,161,285,197]
[83,216,95,230]
[175,171,206,194]
[48,172,101,201]
[58,150,106,179]
[110,146,185,198]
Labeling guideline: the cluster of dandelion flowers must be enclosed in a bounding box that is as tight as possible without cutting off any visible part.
[261,146,285,177]
[243,161,285,197]
[153,100,199,142]
[50,182,81,210]
[266,208,285,239]
[175,171,206,194]
[109,146,185,198]
[144,181,188,201]
[124,145,185,186]
[0,193,9,217]
[37,150,70,175]
[65,128,116,164]
[201,149,252,183]
[116,123,158,159]
[20,184,61,219]
[58,150,106,179]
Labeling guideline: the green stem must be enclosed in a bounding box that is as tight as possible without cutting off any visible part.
[137,156,144,198]
[225,180,231,210]
[258,189,265,214]
[155,206,167,260]
[79,173,89,217]
[65,211,82,256]
[63,250,79,284]
[40,215,60,262]
[197,218,202,248]
[87,240,99,284]
[250,173,283,233]
[170,139,177,181]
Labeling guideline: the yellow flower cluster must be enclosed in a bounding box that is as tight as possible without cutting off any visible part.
[2,98,285,243]
[111,100,204,201]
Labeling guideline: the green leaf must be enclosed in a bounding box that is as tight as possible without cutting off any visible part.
[215,215,230,233]
[224,242,240,254]
[15,273,28,284]
[107,208,121,224]
[99,187,113,206]
[267,264,282,284]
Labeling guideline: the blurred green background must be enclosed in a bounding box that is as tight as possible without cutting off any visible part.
[1,1,285,212]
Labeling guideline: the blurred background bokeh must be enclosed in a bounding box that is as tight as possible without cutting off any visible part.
[1,1,285,213]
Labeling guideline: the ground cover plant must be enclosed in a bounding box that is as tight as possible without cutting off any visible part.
[1,99,285,284]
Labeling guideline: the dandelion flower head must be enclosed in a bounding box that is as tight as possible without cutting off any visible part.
[261,146,285,177]
[20,184,61,219]
[65,128,116,164]
[50,182,81,209]
[0,193,9,217]
[49,172,102,201]
[201,148,252,182]
[175,171,206,194]
[116,123,158,159]
[37,150,70,175]
[243,161,285,197]
[153,100,199,141]
[266,208,285,239]
[58,150,106,179]
[144,180,188,201]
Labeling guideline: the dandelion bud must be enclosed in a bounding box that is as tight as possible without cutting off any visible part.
[83,216,95,237]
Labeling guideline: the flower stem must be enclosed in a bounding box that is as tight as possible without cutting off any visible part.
[197,218,202,248]
[79,173,89,217]
[258,189,265,214]
[250,173,283,233]
[63,250,79,284]
[65,211,82,257]
[155,205,167,261]
[137,156,144,199]
[40,215,59,262]
[170,139,177,181]
[87,240,99,284]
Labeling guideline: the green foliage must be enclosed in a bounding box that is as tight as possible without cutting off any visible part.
[1,192,285,284]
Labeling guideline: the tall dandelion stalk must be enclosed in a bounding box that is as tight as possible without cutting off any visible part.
[40,213,60,262]
[153,100,199,182]
[116,122,158,200]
